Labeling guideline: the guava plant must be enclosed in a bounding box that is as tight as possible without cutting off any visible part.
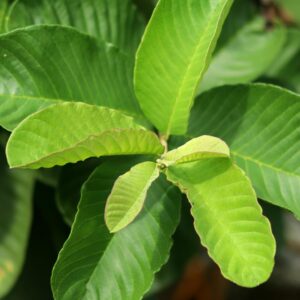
[0,0,299,299]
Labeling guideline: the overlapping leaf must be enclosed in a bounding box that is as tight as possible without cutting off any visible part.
[7,0,145,57]
[0,148,34,297]
[166,158,275,287]
[6,102,163,169]
[0,0,8,33]
[134,0,233,135]
[105,161,159,232]
[199,17,286,93]
[0,26,143,131]
[51,157,181,300]
[161,135,229,166]
[188,84,300,218]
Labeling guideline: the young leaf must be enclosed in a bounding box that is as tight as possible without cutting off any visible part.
[188,84,300,219]
[199,17,286,93]
[134,0,233,135]
[7,0,145,58]
[166,158,275,287]
[51,157,181,300]
[0,26,143,131]
[0,148,34,297]
[161,135,229,166]
[6,102,164,169]
[105,161,159,232]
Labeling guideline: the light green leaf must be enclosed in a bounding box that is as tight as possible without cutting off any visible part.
[188,84,300,218]
[0,25,143,131]
[199,17,286,93]
[166,158,275,287]
[0,147,34,297]
[105,161,159,233]
[6,102,164,169]
[7,0,145,57]
[51,157,181,300]
[134,0,233,135]
[161,135,229,166]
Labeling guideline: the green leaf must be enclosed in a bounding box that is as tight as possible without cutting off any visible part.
[56,159,101,226]
[51,157,181,300]
[105,161,159,233]
[6,102,164,169]
[7,0,145,57]
[134,0,233,135]
[161,135,229,166]
[199,17,286,93]
[0,25,143,131]
[166,158,275,287]
[0,148,34,297]
[0,0,8,33]
[188,84,300,218]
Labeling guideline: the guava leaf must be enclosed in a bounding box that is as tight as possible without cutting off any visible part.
[51,157,181,300]
[0,148,34,297]
[134,0,233,135]
[7,0,145,57]
[56,159,101,226]
[105,161,159,232]
[0,25,143,131]
[6,102,163,169]
[161,135,229,166]
[188,84,300,218]
[199,17,286,93]
[166,158,275,287]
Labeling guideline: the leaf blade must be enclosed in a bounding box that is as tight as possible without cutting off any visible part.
[105,161,160,232]
[51,157,181,300]
[134,0,233,135]
[0,25,143,131]
[161,135,229,166]
[166,158,275,287]
[6,102,164,169]
[188,84,300,218]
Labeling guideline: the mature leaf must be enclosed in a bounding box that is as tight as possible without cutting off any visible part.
[105,161,159,232]
[0,148,34,297]
[161,135,229,166]
[6,102,164,169]
[267,29,300,93]
[7,0,145,57]
[0,25,143,131]
[188,84,300,218]
[199,18,286,93]
[56,159,101,226]
[134,0,233,135]
[166,158,275,287]
[51,157,181,300]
